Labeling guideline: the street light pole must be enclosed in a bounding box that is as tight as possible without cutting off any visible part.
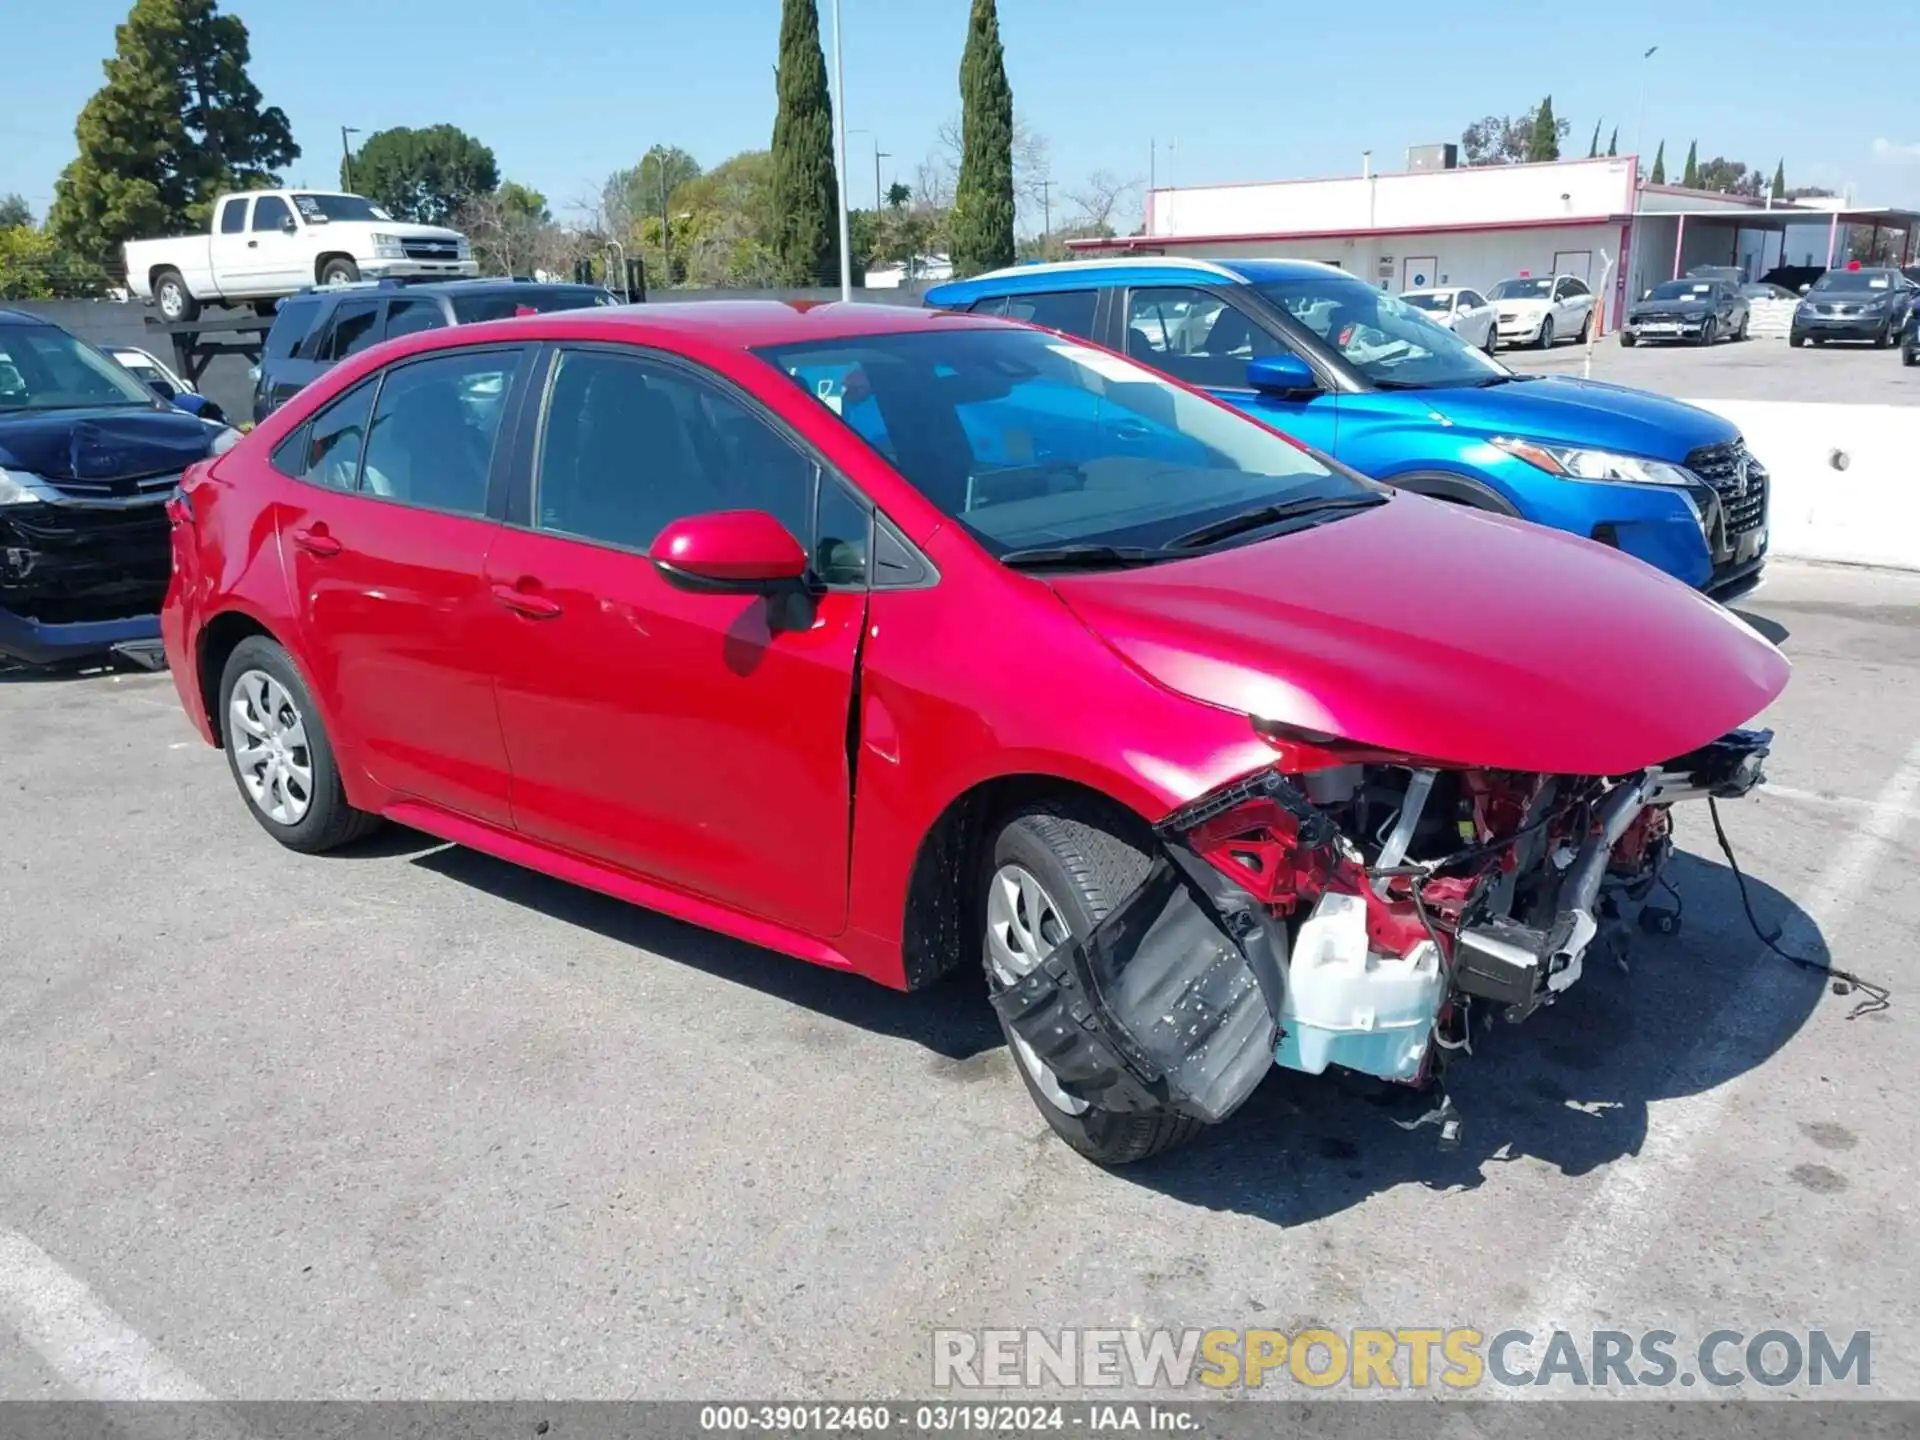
[1039,178,1053,247]
[1634,45,1658,164]
[340,126,360,191]
[829,0,853,300]
[875,146,889,214]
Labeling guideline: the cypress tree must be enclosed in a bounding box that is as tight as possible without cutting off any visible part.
[949,0,1015,276]
[1526,96,1560,163]
[1682,141,1700,188]
[1607,127,1618,158]
[769,0,841,287]
[1588,121,1601,159]
[1650,142,1666,184]
[1770,160,1786,200]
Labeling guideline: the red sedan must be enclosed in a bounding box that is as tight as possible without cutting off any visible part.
[162,301,1788,1164]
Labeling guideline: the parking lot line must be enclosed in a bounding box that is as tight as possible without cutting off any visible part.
[1520,736,1920,1357]
[0,1227,212,1400]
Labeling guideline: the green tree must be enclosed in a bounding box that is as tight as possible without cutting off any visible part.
[1682,140,1699,188]
[1770,160,1786,200]
[0,195,33,230]
[1526,95,1560,162]
[769,0,841,286]
[1461,103,1570,165]
[47,0,297,266]
[1650,141,1666,184]
[497,181,549,225]
[1607,128,1618,158]
[347,125,499,225]
[949,0,1016,275]
[1588,121,1601,158]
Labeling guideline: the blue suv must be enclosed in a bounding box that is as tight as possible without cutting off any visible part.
[925,259,1768,592]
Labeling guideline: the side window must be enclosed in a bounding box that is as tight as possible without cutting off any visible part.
[269,424,310,478]
[1125,287,1279,388]
[814,478,870,587]
[251,196,292,233]
[291,379,377,492]
[325,302,381,361]
[357,350,521,516]
[264,300,320,361]
[967,296,1010,316]
[1459,290,1486,310]
[1562,278,1589,298]
[534,351,812,554]
[218,198,248,235]
[1003,289,1099,339]
[384,299,449,339]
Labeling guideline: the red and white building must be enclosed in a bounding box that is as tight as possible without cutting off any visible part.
[1066,154,1919,333]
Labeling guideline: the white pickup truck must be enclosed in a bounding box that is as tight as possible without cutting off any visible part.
[124,189,478,322]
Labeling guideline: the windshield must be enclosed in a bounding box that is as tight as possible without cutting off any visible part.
[1489,278,1554,300]
[0,327,158,412]
[1810,270,1893,294]
[754,327,1367,558]
[291,193,393,223]
[449,289,618,323]
[1251,275,1506,389]
[1649,281,1717,301]
[1399,293,1449,312]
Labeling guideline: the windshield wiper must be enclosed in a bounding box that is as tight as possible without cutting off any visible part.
[997,543,1174,571]
[1165,494,1387,551]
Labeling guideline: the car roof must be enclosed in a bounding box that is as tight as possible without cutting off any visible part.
[0,309,54,327]
[923,255,1346,306]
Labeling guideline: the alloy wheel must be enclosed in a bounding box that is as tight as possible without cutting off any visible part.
[985,862,1090,1115]
[228,669,314,826]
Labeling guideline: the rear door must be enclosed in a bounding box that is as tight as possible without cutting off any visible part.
[277,345,533,825]
[1124,284,1339,453]
[209,196,253,291]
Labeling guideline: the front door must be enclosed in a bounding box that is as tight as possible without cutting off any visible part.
[276,346,531,825]
[482,346,866,940]
[1123,285,1340,453]
[1402,256,1438,292]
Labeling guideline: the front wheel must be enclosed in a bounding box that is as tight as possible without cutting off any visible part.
[219,636,381,853]
[1619,331,1638,347]
[1735,313,1750,341]
[983,803,1206,1166]
[1578,309,1593,343]
[1535,315,1555,349]
[1789,333,1805,348]
[1874,324,1894,350]
[1483,322,1498,354]
[1696,318,1717,347]
[318,257,361,287]
[1903,347,1919,367]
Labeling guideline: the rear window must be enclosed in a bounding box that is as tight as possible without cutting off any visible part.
[263,300,322,361]
[448,288,615,324]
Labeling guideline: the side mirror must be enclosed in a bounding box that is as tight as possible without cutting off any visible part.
[1642,289,1653,301]
[1798,284,1811,295]
[281,216,299,234]
[1246,353,1320,397]
[649,510,809,592]
[146,378,178,402]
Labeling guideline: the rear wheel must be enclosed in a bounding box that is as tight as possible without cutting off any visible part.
[154,269,198,323]
[983,802,1206,1166]
[219,636,381,853]
[1535,315,1555,349]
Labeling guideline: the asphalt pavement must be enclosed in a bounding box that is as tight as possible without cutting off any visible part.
[1501,331,1917,402]
[1,560,1917,1401]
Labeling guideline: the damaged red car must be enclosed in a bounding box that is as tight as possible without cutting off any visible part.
[161,302,1789,1165]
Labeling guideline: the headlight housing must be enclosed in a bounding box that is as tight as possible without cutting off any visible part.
[0,468,51,507]
[455,237,472,260]
[370,232,406,259]
[1490,438,1697,487]
[208,425,244,456]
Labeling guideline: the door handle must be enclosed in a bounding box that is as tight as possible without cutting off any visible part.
[291,526,341,557]
[1111,418,1153,441]
[491,583,562,619]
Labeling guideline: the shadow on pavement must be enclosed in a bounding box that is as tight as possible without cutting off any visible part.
[1731,607,1790,646]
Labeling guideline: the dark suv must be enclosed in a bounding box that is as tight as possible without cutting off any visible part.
[251,279,617,422]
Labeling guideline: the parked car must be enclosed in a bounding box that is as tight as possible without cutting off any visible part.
[1488,274,1596,348]
[1789,267,1915,348]
[0,309,239,667]
[1903,302,1919,367]
[161,300,1785,1164]
[1397,287,1497,351]
[106,345,230,424]
[251,278,618,423]
[1619,279,1750,346]
[125,190,479,324]
[926,259,1769,593]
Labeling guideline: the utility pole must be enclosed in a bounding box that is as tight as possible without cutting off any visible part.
[340,126,360,191]
[875,146,889,214]
[649,145,671,284]
[1039,178,1053,248]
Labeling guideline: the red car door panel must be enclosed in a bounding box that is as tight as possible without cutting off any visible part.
[484,346,865,939]
[277,349,528,825]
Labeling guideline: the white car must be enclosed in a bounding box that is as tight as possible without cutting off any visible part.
[1489,274,1596,349]
[108,346,196,402]
[124,190,478,323]
[1398,287,1497,352]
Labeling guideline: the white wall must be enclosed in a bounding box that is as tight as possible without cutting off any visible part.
[1147,158,1634,238]
[1687,400,1920,572]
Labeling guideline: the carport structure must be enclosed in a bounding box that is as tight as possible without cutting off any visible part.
[1628,200,1920,297]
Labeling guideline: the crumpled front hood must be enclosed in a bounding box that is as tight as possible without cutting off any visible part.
[1051,496,1788,776]
[0,407,215,481]
[1419,374,1736,460]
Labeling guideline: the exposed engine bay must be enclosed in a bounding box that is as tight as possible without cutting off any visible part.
[990,728,1773,1137]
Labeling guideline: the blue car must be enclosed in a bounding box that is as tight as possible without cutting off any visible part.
[924,259,1768,593]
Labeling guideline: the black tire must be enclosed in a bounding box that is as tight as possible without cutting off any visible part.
[1578,309,1593,343]
[1812,337,1827,347]
[984,801,1206,1166]
[1873,323,1893,350]
[218,636,381,854]
[1735,313,1750,341]
[1903,348,1918,367]
[1619,331,1638,347]
[1483,324,1497,354]
[1789,333,1806,349]
[1535,315,1555,349]
[1696,317,1716,347]
[154,268,198,324]
[318,257,361,287]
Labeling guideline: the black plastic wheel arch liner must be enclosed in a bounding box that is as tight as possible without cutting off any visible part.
[989,772,1322,1126]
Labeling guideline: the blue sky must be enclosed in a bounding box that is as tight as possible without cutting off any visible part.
[5,0,1918,230]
